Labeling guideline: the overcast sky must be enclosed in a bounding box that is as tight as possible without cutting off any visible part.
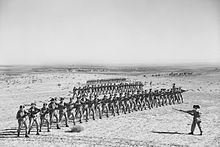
[0,0,219,65]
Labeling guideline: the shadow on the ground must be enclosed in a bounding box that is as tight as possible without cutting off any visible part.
[0,127,18,138]
[152,131,202,136]
[152,131,189,135]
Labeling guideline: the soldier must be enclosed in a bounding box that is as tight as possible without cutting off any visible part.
[153,90,159,108]
[174,105,202,135]
[131,91,138,111]
[144,90,151,109]
[124,92,132,113]
[93,95,102,119]
[16,105,29,137]
[168,89,172,105]
[48,98,59,129]
[113,93,120,115]
[66,98,76,125]
[108,94,115,116]
[57,97,69,129]
[177,87,184,103]
[178,87,186,103]
[75,97,83,123]
[135,91,142,110]
[148,89,153,108]
[88,95,96,121]
[39,103,50,132]
[101,95,109,118]
[28,103,40,135]
[139,91,146,110]
[81,96,90,122]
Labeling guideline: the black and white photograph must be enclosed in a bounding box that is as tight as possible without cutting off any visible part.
[0,0,220,146]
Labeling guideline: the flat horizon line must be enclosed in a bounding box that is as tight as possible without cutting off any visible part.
[0,62,220,68]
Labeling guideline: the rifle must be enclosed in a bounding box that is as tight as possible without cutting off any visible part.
[17,111,30,120]
[172,108,186,113]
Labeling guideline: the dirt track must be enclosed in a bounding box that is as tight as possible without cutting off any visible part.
[0,71,220,147]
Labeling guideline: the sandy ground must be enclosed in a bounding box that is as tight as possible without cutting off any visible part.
[0,70,220,147]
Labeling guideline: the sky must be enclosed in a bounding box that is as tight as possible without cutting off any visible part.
[0,0,220,66]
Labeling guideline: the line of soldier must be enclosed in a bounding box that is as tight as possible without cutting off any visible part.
[16,83,185,137]
[73,82,144,96]
[86,78,126,85]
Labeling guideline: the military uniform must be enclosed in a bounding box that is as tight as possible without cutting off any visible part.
[101,95,109,118]
[75,97,83,123]
[28,103,40,135]
[39,103,50,132]
[16,105,29,137]
[93,96,102,119]
[57,98,69,128]
[187,105,203,135]
[66,98,76,125]
[48,98,59,128]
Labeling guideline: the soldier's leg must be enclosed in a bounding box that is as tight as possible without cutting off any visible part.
[23,120,29,137]
[79,107,83,123]
[57,112,63,129]
[116,103,120,115]
[168,96,172,105]
[49,112,53,127]
[34,119,39,135]
[85,107,89,122]
[59,112,63,123]
[133,100,138,111]
[98,106,102,119]
[28,118,33,134]
[64,112,69,127]
[175,95,178,103]
[72,110,76,125]
[157,99,160,107]
[146,100,150,109]
[190,120,196,134]
[180,94,183,103]
[143,99,147,109]
[128,101,132,111]
[151,100,154,108]
[105,105,109,117]
[102,105,105,115]
[139,100,142,110]
[91,107,95,120]
[46,118,50,132]
[147,100,151,109]
[17,120,22,137]
[126,101,130,113]
[39,118,43,132]
[122,103,126,114]
[111,104,115,116]
[156,99,159,108]
[197,121,202,135]
[67,110,71,119]
[173,95,176,104]
[54,111,59,123]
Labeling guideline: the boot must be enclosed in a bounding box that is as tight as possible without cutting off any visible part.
[188,132,194,135]
[25,134,29,138]
[56,124,60,129]
[200,131,203,135]
[17,132,20,137]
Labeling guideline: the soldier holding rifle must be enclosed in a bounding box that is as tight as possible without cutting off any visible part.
[28,103,40,135]
[16,105,29,138]
[173,105,203,135]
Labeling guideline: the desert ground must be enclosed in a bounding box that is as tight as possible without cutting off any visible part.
[0,65,220,147]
